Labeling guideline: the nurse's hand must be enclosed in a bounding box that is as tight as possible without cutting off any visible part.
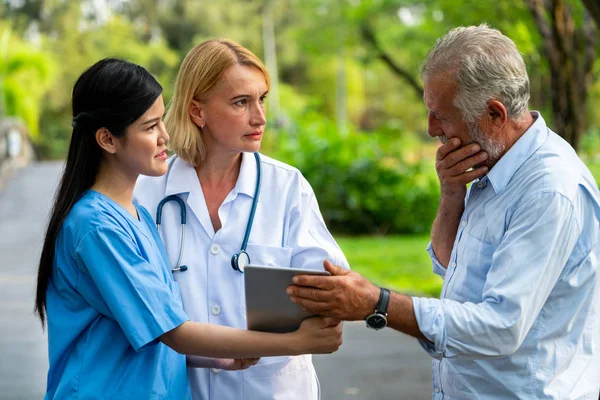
[217,358,261,371]
[294,316,343,354]
[186,356,260,370]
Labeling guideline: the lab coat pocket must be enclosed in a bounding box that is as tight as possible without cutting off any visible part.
[240,244,293,315]
[242,355,318,400]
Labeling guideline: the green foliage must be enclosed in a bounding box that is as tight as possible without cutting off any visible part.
[34,7,180,158]
[0,24,56,138]
[336,234,441,296]
[267,114,440,235]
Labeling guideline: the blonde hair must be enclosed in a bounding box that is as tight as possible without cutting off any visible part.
[165,39,270,166]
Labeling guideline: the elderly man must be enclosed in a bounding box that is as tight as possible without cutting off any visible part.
[288,25,600,399]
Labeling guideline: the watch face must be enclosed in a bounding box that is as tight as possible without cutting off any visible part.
[366,313,387,330]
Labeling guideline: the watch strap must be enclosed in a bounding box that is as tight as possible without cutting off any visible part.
[376,288,390,315]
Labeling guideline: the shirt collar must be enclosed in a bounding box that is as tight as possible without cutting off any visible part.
[486,111,548,194]
[164,152,259,198]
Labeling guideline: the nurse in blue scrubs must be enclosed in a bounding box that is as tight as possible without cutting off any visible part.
[34,58,342,399]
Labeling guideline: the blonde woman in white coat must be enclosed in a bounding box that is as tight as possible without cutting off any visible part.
[134,39,350,400]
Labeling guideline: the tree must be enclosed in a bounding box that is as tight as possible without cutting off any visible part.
[525,0,597,150]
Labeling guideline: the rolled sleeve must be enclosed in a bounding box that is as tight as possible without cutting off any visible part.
[412,296,446,359]
[427,242,447,278]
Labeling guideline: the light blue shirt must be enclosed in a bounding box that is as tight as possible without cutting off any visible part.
[45,190,191,399]
[134,152,349,400]
[413,112,600,399]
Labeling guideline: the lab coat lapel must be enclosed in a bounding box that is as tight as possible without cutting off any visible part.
[165,157,215,240]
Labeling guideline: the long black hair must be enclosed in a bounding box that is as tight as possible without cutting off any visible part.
[35,58,162,327]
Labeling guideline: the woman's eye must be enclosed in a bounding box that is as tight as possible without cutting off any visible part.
[147,123,158,131]
[259,95,267,103]
[234,99,247,106]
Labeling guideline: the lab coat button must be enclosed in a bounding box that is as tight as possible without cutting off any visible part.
[211,368,221,374]
[461,220,467,227]
[210,244,220,255]
[435,387,440,393]
[451,261,456,268]
[211,304,221,316]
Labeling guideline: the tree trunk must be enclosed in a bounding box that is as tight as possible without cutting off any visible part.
[526,0,597,151]
[582,0,600,28]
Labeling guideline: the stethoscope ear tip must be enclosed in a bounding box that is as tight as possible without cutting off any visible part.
[179,265,188,272]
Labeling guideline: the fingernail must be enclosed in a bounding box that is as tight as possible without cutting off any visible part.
[452,138,460,145]
[472,144,479,151]
[286,288,292,295]
[292,277,299,284]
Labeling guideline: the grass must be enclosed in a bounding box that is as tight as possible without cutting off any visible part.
[335,235,442,297]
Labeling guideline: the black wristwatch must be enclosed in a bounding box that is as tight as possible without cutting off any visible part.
[365,288,390,330]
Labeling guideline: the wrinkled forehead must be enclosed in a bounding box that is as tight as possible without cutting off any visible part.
[423,73,458,112]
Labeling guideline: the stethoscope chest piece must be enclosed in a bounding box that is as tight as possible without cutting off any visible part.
[231,250,250,273]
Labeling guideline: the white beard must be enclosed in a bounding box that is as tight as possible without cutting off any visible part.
[468,122,504,168]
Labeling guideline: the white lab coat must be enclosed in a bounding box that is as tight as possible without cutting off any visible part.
[134,152,349,400]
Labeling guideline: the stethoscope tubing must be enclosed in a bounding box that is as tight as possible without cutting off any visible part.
[156,152,261,273]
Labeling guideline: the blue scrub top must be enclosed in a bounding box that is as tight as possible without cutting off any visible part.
[45,190,191,399]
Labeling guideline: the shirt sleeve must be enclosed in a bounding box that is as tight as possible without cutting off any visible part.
[427,242,447,278]
[76,225,189,351]
[413,192,580,359]
[285,176,350,271]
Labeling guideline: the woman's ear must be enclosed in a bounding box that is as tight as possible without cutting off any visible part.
[189,100,205,129]
[95,128,117,154]
[487,100,508,132]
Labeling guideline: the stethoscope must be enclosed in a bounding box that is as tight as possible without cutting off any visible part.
[156,152,262,273]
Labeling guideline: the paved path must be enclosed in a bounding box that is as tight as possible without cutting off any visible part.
[0,162,432,400]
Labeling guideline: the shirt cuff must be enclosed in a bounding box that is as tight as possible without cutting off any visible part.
[427,242,447,278]
[412,296,446,360]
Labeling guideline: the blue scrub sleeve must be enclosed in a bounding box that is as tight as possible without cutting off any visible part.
[76,226,189,351]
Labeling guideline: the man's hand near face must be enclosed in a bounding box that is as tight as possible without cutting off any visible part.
[431,138,488,266]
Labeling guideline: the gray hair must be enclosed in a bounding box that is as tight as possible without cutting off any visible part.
[421,24,530,123]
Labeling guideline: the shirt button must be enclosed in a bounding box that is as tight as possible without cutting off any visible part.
[461,220,467,227]
[211,368,221,374]
[210,244,220,255]
[451,261,456,268]
[435,387,440,393]
[211,304,221,316]
[477,181,484,188]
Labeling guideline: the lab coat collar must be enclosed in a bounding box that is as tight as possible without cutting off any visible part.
[164,156,197,196]
[164,156,215,238]
[164,153,259,198]
[235,152,260,199]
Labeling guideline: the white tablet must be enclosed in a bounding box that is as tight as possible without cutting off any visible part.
[244,264,331,333]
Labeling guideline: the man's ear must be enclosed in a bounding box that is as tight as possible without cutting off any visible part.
[189,100,206,129]
[487,100,508,132]
[95,128,117,154]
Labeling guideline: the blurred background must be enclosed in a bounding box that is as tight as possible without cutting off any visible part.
[0,0,599,398]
